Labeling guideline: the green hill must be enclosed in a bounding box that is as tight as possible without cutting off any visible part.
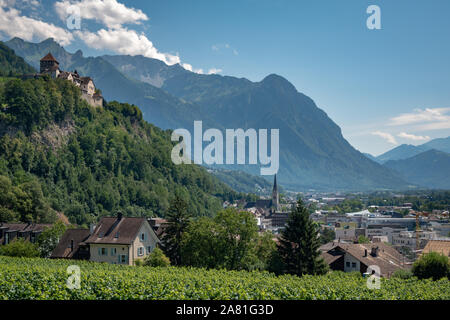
[209,168,274,195]
[0,76,237,225]
[0,41,35,76]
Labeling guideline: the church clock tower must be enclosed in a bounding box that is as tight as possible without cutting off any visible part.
[271,174,280,211]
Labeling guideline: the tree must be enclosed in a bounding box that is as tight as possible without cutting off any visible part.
[214,208,259,270]
[255,231,278,271]
[319,227,335,245]
[181,217,222,269]
[37,220,67,258]
[412,252,450,281]
[162,195,191,265]
[277,199,328,276]
[358,235,370,244]
[181,208,267,271]
[0,238,40,257]
[143,247,170,267]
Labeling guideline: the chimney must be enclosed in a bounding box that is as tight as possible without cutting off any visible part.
[370,246,379,257]
[117,211,123,221]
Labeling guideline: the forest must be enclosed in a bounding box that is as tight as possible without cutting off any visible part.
[0,76,241,226]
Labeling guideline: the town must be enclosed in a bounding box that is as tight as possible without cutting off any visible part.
[1,171,449,278]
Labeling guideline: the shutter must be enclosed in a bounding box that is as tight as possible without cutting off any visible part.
[98,248,101,256]
[118,255,120,263]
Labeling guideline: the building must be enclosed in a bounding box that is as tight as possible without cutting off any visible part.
[0,223,51,245]
[30,53,103,107]
[321,242,406,278]
[421,240,450,257]
[246,175,280,212]
[335,227,366,242]
[53,212,161,265]
[50,229,91,260]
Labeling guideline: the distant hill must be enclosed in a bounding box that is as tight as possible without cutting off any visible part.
[101,54,188,88]
[363,153,380,163]
[5,37,410,191]
[422,136,450,153]
[377,137,450,163]
[383,150,450,189]
[209,169,275,195]
[377,144,429,163]
[0,41,35,76]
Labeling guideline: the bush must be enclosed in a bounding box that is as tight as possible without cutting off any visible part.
[144,247,170,267]
[0,239,40,257]
[412,252,450,281]
[392,269,413,279]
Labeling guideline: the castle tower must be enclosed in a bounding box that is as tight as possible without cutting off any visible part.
[40,53,60,76]
[271,174,279,211]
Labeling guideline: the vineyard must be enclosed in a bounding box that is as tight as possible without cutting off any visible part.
[0,256,449,300]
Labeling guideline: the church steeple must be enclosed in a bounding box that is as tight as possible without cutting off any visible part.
[271,174,279,211]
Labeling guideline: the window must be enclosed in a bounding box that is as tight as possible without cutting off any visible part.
[138,247,144,256]
[120,255,127,264]
[111,248,117,256]
[141,233,145,241]
[346,262,350,268]
[352,262,356,268]
[100,248,107,256]
[115,232,119,238]
[147,246,152,254]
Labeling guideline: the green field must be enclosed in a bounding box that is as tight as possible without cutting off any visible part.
[0,256,449,300]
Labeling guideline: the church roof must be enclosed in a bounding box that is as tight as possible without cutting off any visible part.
[40,53,59,63]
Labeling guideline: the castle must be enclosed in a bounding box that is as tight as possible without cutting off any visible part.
[39,53,103,107]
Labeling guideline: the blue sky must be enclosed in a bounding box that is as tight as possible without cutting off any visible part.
[1,0,450,156]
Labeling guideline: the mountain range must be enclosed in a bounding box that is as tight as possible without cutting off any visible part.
[384,150,450,189]
[3,37,415,191]
[373,136,450,164]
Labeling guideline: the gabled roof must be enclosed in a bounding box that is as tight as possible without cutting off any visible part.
[322,242,405,276]
[50,229,90,259]
[0,223,51,232]
[84,217,150,245]
[422,240,450,257]
[40,53,59,63]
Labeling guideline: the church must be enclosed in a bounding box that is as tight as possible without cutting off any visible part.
[244,175,289,231]
[252,174,281,212]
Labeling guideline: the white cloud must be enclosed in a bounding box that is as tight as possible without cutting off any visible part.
[389,108,450,127]
[397,132,430,141]
[212,43,238,55]
[371,131,398,145]
[207,68,222,74]
[0,4,73,45]
[76,28,181,66]
[54,0,148,29]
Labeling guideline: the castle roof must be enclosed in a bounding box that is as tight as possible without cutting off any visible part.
[40,53,59,63]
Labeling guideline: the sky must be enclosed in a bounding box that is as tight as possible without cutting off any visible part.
[1,0,449,156]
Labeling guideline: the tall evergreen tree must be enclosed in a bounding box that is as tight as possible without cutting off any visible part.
[162,195,191,265]
[277,199,328,276]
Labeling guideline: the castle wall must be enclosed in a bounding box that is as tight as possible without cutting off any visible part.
[81,93,103,107]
